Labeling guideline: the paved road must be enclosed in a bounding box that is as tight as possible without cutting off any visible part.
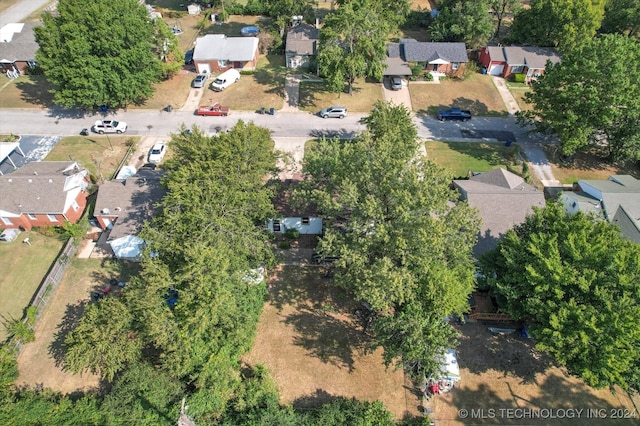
[0,107,543,142]
[0,0,52,26]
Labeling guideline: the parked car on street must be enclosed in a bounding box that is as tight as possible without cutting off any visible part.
[148,142,167,164]
[197,103,230,116]
[192,74,208,88]
[437,108,472,121]
[92,120,127,134]
[319,106,347,119]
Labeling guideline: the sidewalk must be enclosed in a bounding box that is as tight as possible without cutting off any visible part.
[0,0,53,26]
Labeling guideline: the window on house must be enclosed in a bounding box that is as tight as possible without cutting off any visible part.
[273,219,281,232]
[47,214,58,222]
[302,217,310,225]
[452,62,459,70]
[432,64,439,71]
[217,59,227,68]
[1,217,12,225]
[72,200,80,211]
[511,65,524,73]
[28,214,37,220]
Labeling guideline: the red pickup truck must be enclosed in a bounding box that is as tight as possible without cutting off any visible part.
[197,103,230,116]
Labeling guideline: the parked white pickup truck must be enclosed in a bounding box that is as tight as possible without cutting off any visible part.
[92,120,127,134]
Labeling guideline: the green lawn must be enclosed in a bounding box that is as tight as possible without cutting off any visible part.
[426,141,524,177]
[298,78,383,113]
[45,136,139,182]
[0,231,65,341]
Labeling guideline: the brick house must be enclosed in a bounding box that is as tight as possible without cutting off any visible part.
[0,22,40,75]
[479,45,561,83]
[0,161,90,230]
[193,34,259,74]
[385,39,468,78]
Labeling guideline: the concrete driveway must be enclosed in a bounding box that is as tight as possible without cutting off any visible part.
[381,77,412,111]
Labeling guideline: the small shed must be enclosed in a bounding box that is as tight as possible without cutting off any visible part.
[187,3,201,15]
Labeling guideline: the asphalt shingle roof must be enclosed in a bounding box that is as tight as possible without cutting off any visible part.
[0,22,40,63]
[286,24,318,56]
[454,168,545,256]
[193,34,258,62]
[503,46,561,68]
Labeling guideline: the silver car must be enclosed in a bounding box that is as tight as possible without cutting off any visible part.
[319,106,347,119]
[390,76,403,90]
[192,74,208,88]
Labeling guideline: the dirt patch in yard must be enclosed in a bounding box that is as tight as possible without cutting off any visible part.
[428,322,638,425]
[243,265,423,421]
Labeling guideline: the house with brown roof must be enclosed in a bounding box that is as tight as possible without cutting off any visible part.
[0,22,40,75]
[453,168,546,257]
[385,39,468,78]
[286,23,319,69]
[0,161,89,230]
[94,168,166,260]
[479,45,561,83]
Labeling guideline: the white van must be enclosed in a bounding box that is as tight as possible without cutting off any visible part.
[211,69,240,91]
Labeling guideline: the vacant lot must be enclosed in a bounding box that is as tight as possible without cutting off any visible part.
[298,79,383,113]
[426,141,524,177]
[0,232,65,341]
[244,265,422,421]
[45,135,138,182]
[411,75,508,117]
[16,257,137,394]
[429,323,638,425]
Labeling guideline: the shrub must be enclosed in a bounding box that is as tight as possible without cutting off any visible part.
[284,228,300,240]
[410,63,424,77]
[278,241,291,249]
[240,70,254,75]
[423,72,434,81]
[513,73,526,83]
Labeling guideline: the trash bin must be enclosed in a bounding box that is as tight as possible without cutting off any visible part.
[269,107,275,115]
[259,106,266,115]
[505,140,512,147]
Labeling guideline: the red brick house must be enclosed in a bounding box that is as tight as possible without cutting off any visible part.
[0,161,90,230]
[479,45,561,83]
[193,34,259,74]
[385,39,468,78]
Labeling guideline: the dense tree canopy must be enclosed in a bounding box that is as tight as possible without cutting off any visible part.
[600,0,640,38]
[297,101,479,378]
[489,0,522,40]
[318,0,408,94]
[480,203,640,391]
[518,34,640,162]
[429,0,494,49]
[35,0,165,108]
[509,0,606,51]
[265,0,317,37]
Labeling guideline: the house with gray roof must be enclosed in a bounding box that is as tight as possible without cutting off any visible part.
[286,23,318,69]
[0,22,40,75]
[559,175,640,244]
[453,168,546,257]
[0,161,89,230]
[479,45,561,83]
[385,39,468,78]
[193,34,259,74]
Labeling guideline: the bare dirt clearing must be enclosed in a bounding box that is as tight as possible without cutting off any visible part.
[244,265,423,421]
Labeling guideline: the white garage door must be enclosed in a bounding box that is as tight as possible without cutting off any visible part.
[489,64,504,76]
[197,63,211,74]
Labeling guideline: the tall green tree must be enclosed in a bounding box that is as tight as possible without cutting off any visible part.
[489,0,522,40]
[480,202,640,391]
[64,297,142,382]
[151,17,183,79]
[318,0,404,94]
[509,0,606,51]
[265,0,317,37]
[600,0,640,38]
[429,0,494,49]
[518,34,640,162]
[35,0,162,108]
[297,102,479,378]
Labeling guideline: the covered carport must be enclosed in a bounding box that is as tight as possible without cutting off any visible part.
[0,141,25,175]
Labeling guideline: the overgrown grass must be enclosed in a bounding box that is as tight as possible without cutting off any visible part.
[44,136,138,182]
[426,141,524,177]
[298,78,383,113]
[411,74,509,117]
[0,231,65,342]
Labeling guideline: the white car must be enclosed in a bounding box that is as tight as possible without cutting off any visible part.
[148,142,167,164]
[92,120,127,134]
